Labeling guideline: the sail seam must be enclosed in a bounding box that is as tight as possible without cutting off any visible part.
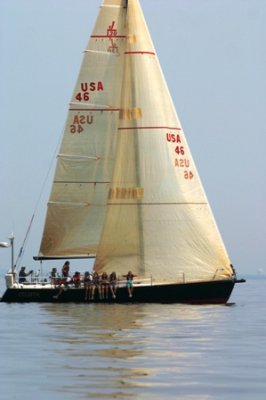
[58,154,98,159]
[54,181,111,184]
[100,5,126,9]
[48,201,89,206]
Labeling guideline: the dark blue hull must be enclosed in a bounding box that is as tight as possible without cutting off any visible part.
[1,279,236,304]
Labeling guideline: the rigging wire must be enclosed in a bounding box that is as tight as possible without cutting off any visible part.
[15,129,64,269]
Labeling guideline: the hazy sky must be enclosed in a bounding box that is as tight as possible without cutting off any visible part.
[0,0,265,281]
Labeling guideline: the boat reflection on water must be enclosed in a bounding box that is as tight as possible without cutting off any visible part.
[41,303,226,399]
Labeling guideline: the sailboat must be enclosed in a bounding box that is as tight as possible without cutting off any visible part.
[1,0,244,303]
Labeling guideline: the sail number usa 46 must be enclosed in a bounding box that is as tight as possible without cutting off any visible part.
[75,81,104,102]
[166,132,194,180]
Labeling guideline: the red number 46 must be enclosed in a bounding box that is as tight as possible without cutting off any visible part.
[175,146,185,155]
[75,92,89,102]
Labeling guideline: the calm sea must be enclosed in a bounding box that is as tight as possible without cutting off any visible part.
[0,278,265,400]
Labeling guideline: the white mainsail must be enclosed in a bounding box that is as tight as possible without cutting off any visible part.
[39,0,233,284]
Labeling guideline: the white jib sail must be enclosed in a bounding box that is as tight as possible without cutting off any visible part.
[39,0,128,258]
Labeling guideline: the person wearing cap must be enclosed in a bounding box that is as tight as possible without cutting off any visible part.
[18,266,33,283]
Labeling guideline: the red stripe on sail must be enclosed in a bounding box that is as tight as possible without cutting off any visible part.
[124,51,155,55]
[91,35,127,38]
[69,108,120,112]
[107,202,208,206]
[118,126,181,131]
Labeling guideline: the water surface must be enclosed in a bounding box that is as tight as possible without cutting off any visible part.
[0,278,265,399]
